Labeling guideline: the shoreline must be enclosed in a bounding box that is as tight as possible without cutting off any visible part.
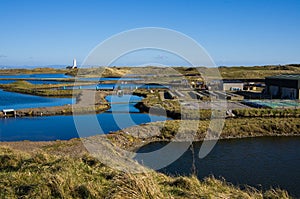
[0,89,111,118]
[1,127,299,155]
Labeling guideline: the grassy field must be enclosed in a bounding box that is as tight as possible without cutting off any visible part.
[218,64,300,79]
[175,64,300,79]
[0,145,291,198]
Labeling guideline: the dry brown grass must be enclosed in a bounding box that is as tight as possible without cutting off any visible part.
[0,145,293,199]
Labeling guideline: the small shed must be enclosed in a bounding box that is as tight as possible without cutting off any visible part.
[2,109,16,117]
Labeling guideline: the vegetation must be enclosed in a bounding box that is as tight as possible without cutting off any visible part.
[173,64,300,79]
[0,146,291,198]
[232,108,300,118]
[218,64,300,79]
[0,80,77,97]
[111,117,300,144]
[2,64,300,80]
[66,67,130,77]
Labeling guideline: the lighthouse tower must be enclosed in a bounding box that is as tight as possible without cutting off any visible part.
[72,59,77,69]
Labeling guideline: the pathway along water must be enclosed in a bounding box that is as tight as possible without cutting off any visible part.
[136,137,300,197]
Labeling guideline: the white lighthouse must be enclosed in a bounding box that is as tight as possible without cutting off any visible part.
[72,58,77,69]
[66,58,78,69]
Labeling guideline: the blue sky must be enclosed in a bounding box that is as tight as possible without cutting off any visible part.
[0,0,300,67]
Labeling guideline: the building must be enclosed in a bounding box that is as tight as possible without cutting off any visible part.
[222,80,244,91]
[265,74,300,99]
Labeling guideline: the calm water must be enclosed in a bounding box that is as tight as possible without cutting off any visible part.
[136,137,300,197]
[0,80,71,84]
[0,73,72,84]
[0,89,73,110]
[62,83,169,90]
[0,113,168,141]
[105,94,143,113]
[0,73,71,79]
[0,94,168,141]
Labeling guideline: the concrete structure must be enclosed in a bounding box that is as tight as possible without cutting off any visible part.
[265,74,300,99]
[222,81,244,91]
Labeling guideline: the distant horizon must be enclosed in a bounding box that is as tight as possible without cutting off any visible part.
[1,63,300,69]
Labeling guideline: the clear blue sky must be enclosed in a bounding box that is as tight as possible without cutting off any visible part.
[0,0,300,67]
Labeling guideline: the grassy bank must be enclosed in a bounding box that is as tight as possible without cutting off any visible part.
[0,146,291,198]
[0,80,77,97]
[110,117,300,147]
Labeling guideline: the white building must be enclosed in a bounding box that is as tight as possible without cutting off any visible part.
[72,59,77,69]
[66,58,77,69]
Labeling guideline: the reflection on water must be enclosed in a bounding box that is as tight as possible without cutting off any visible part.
[136,137,300,197]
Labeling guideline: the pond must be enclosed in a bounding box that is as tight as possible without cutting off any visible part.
[0,113,168,141]
[136,137,300,197]
[0,73,71,79]
[0,80,72,84]
[0,89,73,110]
[0,94,169,141]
